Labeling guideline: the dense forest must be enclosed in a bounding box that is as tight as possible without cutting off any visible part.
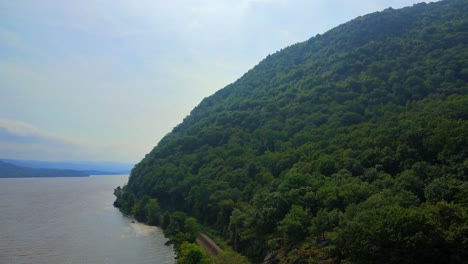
[115,0,468,263]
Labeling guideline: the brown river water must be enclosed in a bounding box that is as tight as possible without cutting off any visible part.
[0,175,175,264]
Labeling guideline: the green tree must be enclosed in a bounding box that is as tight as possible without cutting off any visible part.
[279,205,310,242]
[424,177,464,203]
[336,205,443,264]
[310,209,339,240]
[145,198,161,225]
[177,241,212,264]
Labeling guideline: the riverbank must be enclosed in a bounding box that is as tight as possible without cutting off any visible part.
[113,186,250,262]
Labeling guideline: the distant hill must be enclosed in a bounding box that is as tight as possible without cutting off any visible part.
[115,0,468,263]
[0,159,133,175]
[0,161,89,178]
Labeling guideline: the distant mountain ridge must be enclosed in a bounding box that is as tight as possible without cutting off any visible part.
[0,161,89,178]
[0,159,133,178]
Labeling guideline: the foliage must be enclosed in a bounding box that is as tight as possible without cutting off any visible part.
[334,202,468,264]
[279,205,310,242]
[145,198,161,225]
[115,0,468,262]
[177,241,213,264]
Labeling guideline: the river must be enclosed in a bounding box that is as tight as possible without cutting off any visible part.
[0,175,175,264]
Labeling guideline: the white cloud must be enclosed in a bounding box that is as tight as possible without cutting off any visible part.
[0,119,140,162]
[0,26,23,48]
[0,119,77,146]
[0,25,40,57]
[0,119,40,137]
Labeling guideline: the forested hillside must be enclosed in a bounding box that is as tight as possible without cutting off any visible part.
[115,0,468,263]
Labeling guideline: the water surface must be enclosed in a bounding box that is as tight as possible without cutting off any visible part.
[0,175,175,264]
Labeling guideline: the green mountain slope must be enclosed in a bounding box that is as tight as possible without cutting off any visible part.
[116,0,468,262]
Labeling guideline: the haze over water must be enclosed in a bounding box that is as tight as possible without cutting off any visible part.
[0,175,175,264]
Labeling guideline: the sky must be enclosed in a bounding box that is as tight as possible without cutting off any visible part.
[0,0,430,164]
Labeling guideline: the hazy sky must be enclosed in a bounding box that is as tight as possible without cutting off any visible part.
[1,0,429,163]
